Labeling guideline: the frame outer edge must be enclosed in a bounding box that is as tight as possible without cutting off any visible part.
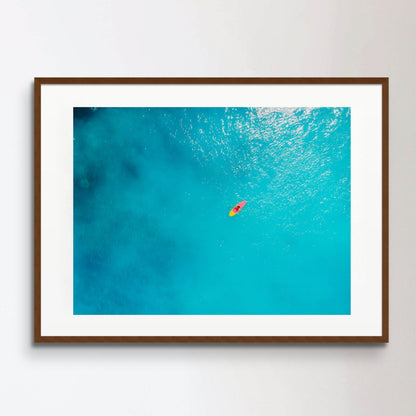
[33,77,389,343]
[382,78,389,342]
[34,78,41,342]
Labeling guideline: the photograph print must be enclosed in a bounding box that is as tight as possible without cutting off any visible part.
[73,106,351,316]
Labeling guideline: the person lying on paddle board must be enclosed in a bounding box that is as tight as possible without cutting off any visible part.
[229,200,246,216]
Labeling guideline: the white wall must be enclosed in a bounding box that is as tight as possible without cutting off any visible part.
[1,0,415,414]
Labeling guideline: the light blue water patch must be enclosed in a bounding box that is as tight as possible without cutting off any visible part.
[73,107,351,315]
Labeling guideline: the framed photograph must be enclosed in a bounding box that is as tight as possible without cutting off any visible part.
[34,78,388,343]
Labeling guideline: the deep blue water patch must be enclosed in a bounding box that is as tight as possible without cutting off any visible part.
[73,107,351,315]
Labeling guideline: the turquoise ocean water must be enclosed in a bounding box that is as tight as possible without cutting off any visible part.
[74,107,350,315]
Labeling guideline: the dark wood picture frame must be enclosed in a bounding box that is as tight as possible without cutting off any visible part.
[34,78,388,343]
